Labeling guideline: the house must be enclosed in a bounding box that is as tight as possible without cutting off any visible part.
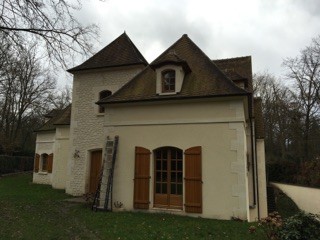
[33,32,268,221]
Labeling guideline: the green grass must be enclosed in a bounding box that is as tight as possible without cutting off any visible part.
[0,173,264,240]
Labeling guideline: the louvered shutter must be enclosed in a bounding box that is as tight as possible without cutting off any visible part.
[47,153,53,173]
[184,146,202,213]
[34,154,40,173]
[133,147,151,209]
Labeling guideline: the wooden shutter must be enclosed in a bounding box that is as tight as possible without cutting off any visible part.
[184,146,202,213]
[47,153,53,173]
[34,154,40,173]
[133,147,151,209]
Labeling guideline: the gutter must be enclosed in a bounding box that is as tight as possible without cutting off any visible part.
[248,94,260,219]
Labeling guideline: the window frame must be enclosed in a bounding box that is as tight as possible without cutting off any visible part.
[153,146,183,209]
[161,70,176,93]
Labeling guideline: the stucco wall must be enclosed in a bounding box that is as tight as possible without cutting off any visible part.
[33,131,55,185]
[66,65,145,195]
[271,182,320,215]
[104,98,250,220]
[257,140,268,218]
[52,126,70,189]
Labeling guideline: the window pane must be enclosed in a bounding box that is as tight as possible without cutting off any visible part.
[177,150,182,160]
[171,184,176,194]
[162,160,167,170]
[171,160,176,170]
[156,150,161,159]
[171,149,176,159]
[162,70,175,92]
[177,184,183,195]
[171,172,176,182]
[162,183,167,194]
[162,150,168,160]
[156,183,161,193]
[177,160,182,171]
[42,154,48,171]
[162,172,167,182]
[177,172,183,182]
[156,160,161,170]
[156,172,161,182]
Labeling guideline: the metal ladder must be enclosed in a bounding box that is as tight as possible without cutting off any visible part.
[92,135,119,211]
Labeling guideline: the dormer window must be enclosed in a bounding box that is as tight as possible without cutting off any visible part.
[162,70,176,92]
[99,90,112,113]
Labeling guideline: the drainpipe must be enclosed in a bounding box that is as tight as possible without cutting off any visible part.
[248,95,260,220]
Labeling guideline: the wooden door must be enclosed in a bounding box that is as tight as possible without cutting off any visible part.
[89,150,102,193]
[154,147,183,209]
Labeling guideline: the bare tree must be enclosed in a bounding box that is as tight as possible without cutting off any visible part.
[254,72,297,161]
[0,44,56,154]
[47,85,72,110]
[0,0,99,68]
[283,36,320,160]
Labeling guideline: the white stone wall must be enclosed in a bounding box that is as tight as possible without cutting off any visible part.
[66,65,144,195]
[33,131,55,185]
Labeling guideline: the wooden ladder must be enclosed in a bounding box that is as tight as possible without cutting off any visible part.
[92,135,119,211]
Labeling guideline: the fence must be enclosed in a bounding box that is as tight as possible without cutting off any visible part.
[0,155,34,175]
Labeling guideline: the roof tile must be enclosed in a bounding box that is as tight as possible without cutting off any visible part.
[68,32,148,72]
[99,34,249,104]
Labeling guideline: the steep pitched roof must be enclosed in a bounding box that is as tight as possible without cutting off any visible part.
[35,105,71,132]
[213,56,253,92]
[68,32,148,72]
[99,34,248,104]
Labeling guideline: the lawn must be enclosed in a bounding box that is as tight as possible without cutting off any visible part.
[0,173,264,240]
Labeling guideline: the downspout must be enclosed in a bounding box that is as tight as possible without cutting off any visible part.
[248,95,260,219]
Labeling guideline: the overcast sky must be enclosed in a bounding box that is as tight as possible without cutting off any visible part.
[62,0,320,86]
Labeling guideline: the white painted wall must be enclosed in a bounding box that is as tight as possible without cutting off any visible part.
[271,182,320,215]
[33,131,55,185]
[52,126,70,189]
[104,97,250,220]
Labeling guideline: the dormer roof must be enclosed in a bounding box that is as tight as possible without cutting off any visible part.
[150,51,191,72]
[68,32,148,73]
[98,34,249,104]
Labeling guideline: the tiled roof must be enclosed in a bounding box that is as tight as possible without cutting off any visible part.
[254,98,265,139]
[99,34,249,104]
[53,105,72,125]
[68,32,148,72]
[35,105,71,132]
[213,56,253,92]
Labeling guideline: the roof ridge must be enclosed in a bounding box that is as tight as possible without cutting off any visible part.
[213,56,251,62]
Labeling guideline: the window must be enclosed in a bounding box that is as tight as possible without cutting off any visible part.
[154,147,183,209]
[99,90,112,113]
[41,153,48,171]
[162,70,175,93]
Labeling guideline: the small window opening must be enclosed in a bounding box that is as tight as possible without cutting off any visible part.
[41,153,48,171]
[99,90,112,113]
[162,70,175,93]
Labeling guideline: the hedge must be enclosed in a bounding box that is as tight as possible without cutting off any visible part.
[0,155,34,174]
